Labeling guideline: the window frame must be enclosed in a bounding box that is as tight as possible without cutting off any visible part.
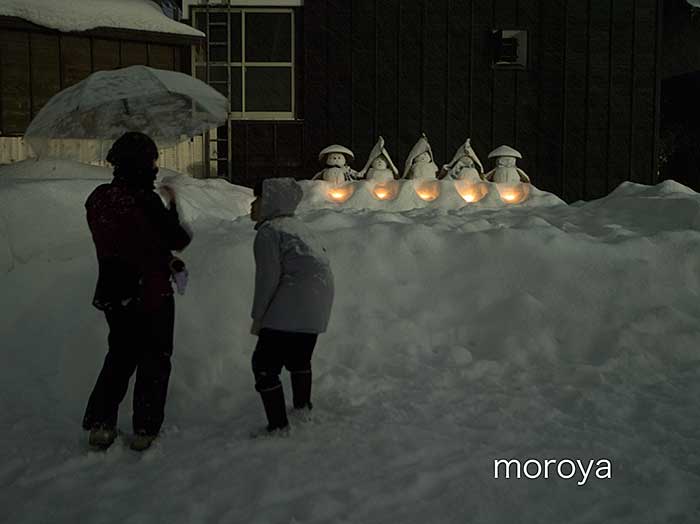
[191,6,296,120]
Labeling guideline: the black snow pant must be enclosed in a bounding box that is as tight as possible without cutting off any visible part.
[82,296,175,436]
[252,328,318,393]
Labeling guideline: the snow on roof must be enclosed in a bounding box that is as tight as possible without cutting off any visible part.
[0,0,204,38]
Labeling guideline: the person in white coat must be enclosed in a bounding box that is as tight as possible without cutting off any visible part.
[249,177,335,433]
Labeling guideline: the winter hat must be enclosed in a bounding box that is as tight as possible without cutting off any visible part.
[358,136,400,178]
[106,132,159,168]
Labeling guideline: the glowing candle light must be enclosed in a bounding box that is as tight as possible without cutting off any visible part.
[414,180,440,201]
[454,180,488,203]
[326,183,354,203]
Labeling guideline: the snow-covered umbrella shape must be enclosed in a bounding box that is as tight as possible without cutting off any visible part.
[24,65,228,161]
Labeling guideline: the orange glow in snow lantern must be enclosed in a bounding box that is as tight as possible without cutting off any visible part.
[495,182,530,204]
[414,180,441,201]
[371,181,400,201]
[326,183,355,203]
[454,180,488,203]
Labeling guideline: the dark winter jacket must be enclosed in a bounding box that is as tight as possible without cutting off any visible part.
[86,177,191,312]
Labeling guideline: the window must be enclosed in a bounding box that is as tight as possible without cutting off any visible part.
[192,7,295,119]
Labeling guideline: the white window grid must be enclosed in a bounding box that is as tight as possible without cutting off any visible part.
[191,5,296,121]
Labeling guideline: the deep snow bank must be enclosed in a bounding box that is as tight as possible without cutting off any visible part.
[1,161,700,523]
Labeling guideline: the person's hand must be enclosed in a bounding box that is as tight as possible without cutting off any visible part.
[250,319,262,336]
[159,185,176,207]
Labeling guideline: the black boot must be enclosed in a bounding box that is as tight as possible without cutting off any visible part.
[259,384,289,432]
[291,370,312,410]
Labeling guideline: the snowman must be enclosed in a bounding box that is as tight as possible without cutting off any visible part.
[402,134,438,180]
[312,144,357,183]
[357,136,399,183]
[484,145,531,183]
[443,138,484,182]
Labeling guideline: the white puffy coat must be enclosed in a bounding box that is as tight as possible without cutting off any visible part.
[251,178,335,334]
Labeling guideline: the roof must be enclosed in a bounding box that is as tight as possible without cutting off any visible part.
[0,0,204,38]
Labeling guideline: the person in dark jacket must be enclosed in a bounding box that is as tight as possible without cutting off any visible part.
[250,178,335,435]
[82,132,191,451]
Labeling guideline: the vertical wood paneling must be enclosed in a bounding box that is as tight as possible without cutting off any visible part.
[631,0,657,185]
[608,0,634,193]
[537,0,566,195]
[326,0,353,147]
[585,0,611,200]
[470,0,493,160]
[30,34,60,118]
[61,36,91,88]
[148,44,176,70]
[92,39,120,71]
[120,41,148,68]
[515,0,540,182]
[563,0,588,202]
[0,31,31,134]
[351,0,376,163]
[397,0,422,168]
[303,0,327,170]
[446,0,471,162]
[376,0,400,153]
[492,0,517,150]
[422,0,448,164]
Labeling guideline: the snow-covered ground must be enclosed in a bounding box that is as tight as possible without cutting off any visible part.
[1,159,699,523]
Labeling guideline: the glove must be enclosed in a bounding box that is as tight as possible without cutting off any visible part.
[169,257,188,295]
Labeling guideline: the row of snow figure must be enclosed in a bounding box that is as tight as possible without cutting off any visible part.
[311,134,531,185]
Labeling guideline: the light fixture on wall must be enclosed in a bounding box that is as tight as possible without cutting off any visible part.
[492,30,528,69]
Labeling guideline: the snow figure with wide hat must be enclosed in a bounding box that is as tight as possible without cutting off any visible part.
[357,136,400,182]
[443,138,484,182]
[312,144,357,183]
[402,133,439,180]
[484,145,531,183]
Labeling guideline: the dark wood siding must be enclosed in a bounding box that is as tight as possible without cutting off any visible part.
[0,25,194,138]
[0,31,31,133]
[30,34,61,118]
[303,0,663,202]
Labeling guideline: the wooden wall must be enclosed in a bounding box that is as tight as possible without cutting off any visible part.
[303,0,663,202]
[0,27,188,136]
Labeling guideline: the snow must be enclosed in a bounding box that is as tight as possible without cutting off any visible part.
[2,160,700,522]
[0,0,204,37]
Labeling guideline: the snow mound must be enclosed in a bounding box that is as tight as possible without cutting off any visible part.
[0,0,204,37]
[2,159,700,522]
[0,160,252,272]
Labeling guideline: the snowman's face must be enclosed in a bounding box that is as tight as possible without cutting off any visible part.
[326,153,347,167]
[459,155,474,167]
[496,157,516,168]
[414,151,432,164]
[372,156,387,170]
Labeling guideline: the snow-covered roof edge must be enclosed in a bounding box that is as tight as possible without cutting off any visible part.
[0,0,204,39]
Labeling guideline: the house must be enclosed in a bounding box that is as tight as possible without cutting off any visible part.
[182,0,667,202]
[0,0,206,173]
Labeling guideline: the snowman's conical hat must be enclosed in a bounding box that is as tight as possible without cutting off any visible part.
[488,145,522,159]
[318,144,355,165]
[403,133,435,178]
[358,136,399,178]
[444,138,484,173]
